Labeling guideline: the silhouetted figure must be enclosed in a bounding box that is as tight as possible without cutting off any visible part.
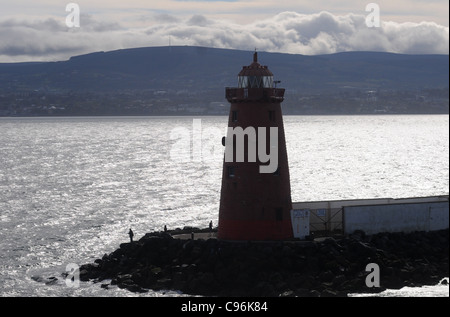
[128,228,134,243]
[164,225,167,232]
[209,221,214,237]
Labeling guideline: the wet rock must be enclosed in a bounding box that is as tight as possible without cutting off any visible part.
[280,290,294,297]
[319,271,335,283]
[321,289,338,297]
[332,275,346,287]
[351,230,366,241]
[309,290,321,297]
[127,284,146,293]
[45,276,58,285]
[155,278,172,289]
[172,272,186,290]
[199,272,214,285]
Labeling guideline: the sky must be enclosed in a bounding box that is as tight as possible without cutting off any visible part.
[0,0,448,62]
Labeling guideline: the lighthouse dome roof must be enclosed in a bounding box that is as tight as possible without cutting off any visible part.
[238,52,274,77]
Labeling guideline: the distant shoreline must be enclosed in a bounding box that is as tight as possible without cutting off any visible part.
[1,113,449,118]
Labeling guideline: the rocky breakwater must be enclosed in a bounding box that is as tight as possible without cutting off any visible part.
[79,228,449,297]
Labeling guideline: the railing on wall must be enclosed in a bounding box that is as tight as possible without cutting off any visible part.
[308,207,344,236]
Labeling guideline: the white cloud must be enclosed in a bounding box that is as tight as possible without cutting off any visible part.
[0,11,448,62]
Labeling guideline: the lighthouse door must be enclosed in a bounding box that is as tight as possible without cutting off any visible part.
[275,208,284,233]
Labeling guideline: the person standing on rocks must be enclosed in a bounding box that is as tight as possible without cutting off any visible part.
[209,221,213,237]
[128,228,134,243]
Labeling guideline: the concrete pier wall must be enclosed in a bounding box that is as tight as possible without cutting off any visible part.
[293,196,448,235]
[343,201,449,235]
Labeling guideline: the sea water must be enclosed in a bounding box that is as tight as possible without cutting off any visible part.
[0,115,448,297]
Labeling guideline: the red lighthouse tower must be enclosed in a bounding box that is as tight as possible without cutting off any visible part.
[218,52,293,241]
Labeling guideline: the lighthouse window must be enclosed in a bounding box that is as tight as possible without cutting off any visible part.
[263,76,274,88]
[248,76,263,88]
[227,166,236,178]
[232,111,238,122]
[269,110,276,122]
[238,76,274,88]
[238,76,247,88]
[253,76,263,88]
[246,76,256,88]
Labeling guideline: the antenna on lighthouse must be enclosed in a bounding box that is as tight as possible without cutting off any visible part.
[253,48,258,62]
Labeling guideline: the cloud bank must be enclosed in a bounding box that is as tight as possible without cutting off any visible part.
[0,11,448,62]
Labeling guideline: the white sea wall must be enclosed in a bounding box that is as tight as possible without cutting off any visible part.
[343,201,449,235]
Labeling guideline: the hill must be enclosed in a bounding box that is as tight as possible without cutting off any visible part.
[1,46,448,93]
[0,46,448,115]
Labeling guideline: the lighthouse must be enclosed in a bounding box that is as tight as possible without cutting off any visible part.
[218,52,293,241]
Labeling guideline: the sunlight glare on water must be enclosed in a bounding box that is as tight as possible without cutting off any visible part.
[0,115,448,297]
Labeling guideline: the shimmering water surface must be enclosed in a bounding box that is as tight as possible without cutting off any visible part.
[0,115,448,297]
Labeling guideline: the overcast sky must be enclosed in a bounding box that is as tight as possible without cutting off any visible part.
[0,0,448,62]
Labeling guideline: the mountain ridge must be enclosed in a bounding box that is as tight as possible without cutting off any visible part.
[0,46,448,93]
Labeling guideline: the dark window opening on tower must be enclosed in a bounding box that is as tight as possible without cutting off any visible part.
[227,166,236,178]
[269,110,276,123]
[232,111,238,122]
[275,208,283,221]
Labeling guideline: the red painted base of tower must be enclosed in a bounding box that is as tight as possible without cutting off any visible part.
[218,219,292,241]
